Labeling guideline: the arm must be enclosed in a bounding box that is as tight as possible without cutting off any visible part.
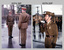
[13,17,14,24]
[18,14,22,29]
[40,23,45,33]
[27,14,30,24]
[6,16,8,25]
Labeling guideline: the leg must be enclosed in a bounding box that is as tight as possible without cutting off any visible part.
[8,25,10,36]
[52,43,56,48]
[33,25,35,33]
[8,25,13,39]
[45,37,52,48]
[10,26,13,36]
[20,29,26,48]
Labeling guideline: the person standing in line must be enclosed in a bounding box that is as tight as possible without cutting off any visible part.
[6,10,14,39]
[18,7,30,48]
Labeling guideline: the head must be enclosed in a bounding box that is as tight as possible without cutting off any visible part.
[22,7,26,13]
[43,11,54,23]
[8,10,12,15]
[44,14,52,22]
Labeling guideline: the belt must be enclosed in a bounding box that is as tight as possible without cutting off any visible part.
[8,21,13,22]
[21,21,27,23]
[8,22,13,23]
[46,35,54,38]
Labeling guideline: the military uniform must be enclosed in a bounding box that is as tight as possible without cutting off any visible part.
[40,11,58,48]
[18,12,29,47]
[6,15,14,38]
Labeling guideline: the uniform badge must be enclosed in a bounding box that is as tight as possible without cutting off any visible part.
[49,26,51,29]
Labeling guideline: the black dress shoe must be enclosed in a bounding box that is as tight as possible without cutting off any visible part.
[22,46,25,48]
[9,36,13,39]
[19,44,22,46]
[19,44,25,46]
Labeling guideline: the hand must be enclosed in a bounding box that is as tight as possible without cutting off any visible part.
[7,25,8,27]
[19,27,21,30]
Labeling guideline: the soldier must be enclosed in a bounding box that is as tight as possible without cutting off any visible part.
[40,11,58,48]
[6,10,14,39]
[18,7,30,48]
[39,20,41,33]
[33,17,35,33]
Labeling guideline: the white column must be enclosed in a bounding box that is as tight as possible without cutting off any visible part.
[44,32,46,42]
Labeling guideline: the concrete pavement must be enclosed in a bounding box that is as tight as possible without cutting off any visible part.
[2,21,31,48]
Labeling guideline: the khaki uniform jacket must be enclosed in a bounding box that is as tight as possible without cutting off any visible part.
[6,15,14,26]
[6,15,14,36]
[18,12,30,45]
[41,21,58,44]
[18,12,30,29]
